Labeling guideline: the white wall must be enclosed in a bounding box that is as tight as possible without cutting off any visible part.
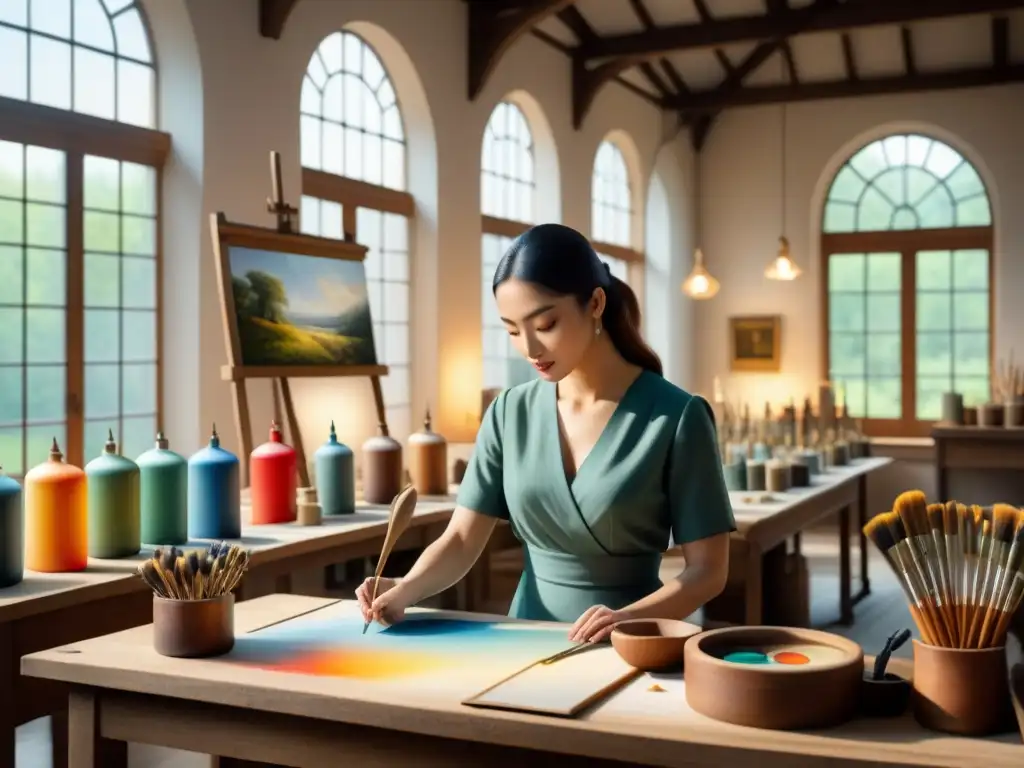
[149,0,687,470]
[694,82,1024,408]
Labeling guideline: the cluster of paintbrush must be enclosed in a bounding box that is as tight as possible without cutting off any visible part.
[864,491,1024,649]
[136,541,250,601]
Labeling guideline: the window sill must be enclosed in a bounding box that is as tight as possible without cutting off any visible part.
[869,436,935,462]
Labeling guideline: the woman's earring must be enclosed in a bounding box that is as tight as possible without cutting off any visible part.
[595,322,602,336]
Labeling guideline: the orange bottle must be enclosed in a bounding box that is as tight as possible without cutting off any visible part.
[24,438,88,572]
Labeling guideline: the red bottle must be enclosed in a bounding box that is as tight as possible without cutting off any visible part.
[249,421,297,525]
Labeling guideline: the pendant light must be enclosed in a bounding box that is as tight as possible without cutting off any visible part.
[682,142,720,299]
[765,103,802,281]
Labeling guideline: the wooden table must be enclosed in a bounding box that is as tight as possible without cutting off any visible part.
[0,498,456,768]
[727,457,892,626]
[22,594,1023,768]
[932,426,1024,502]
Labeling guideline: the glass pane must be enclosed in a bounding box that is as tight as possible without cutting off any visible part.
[84,419,110,460]
[122,256,156,308]
[122,310,156,361]
[952,249,988,290]
[25,365,64,422]
[85,211,119,252]
[84,155,120,210]
[0,28,28,102]
[826,166,865,204]
[25,248,64,305]
[84,252,120,306]
[867,333,900,376]
[830,333,865,376]
[84,309,120,362]
[823,202,855,232]
[957,195,991,226]
[829,293,865,332]
[122,215,155,256]
[122,414,156,460]
[953,332,988,376]
[954,292,987,332]
[481,101,534,223]
[26,422,64,471]
[116,58,154,128]
[0,309,23,363]
[866,377,901,419]
[828,253,864,292]
[843,379,867,418]
[74,47,115,120]
[0,366,22,424]
[945,162,985,200]
[873,168,904,206]
[916,332,951,376]
[84,363,119,418]
[916,376,950,421]
[26,146,64,203]
[849,143,887,179]
[955,376,989,407]
[0,246,22,304]
[30,37,72,110]
[916,250,950,290]
[857,186,893,230]
[917,293,950,330]
[25,307,64,363]
[866,294,899,332]
[0,425,23,475]
[916,184,955,228]
[122,362,156,414]
[26,203,65,248]
[866,252,900,290]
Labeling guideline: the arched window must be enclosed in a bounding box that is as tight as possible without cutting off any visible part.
[821,133,992,437]
[0,0,169,476]
[480,101,535,391]
[299,30,411,439]
[590,140,634,282]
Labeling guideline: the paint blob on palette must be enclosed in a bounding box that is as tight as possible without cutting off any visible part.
[228,600,577,685]
[718,644,848,669]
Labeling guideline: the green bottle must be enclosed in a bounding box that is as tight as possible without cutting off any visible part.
[137,431,188,546]
[86,429,141,559]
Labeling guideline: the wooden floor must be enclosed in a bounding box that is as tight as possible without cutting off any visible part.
[15,530,1022,767]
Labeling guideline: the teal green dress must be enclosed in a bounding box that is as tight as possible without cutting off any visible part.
[457,370,736,622]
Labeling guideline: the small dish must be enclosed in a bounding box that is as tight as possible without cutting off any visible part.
[860,672,911,718]
[610,618,701,671]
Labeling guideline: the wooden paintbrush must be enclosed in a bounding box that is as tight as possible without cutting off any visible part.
[863,513,936,644]
[980,507,1024,647]
[363,485,419,635]
[927,502,955,645]
[959,503,978,647]
[893,491,953,645]
[942,500,962,644]
[965,510,995,647]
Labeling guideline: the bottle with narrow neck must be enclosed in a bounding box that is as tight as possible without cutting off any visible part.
[250,421,297,525]
[86,429,142,559]
[0,465,24,587]
[315,420,355,515]
[24,439,88,572]
[407,407,448,496]
[188,424,241,539]
[137,431,188,545]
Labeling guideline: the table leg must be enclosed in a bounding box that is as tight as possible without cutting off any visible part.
[838,504,853,626]
[67,690,127,768]
[857,475,871,599]
[0,625,13,768]
[743,546,763,625]
[51,710,69,768]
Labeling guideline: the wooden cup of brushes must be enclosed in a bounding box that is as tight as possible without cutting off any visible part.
[136,542,250,658]
[863,492,1022,735]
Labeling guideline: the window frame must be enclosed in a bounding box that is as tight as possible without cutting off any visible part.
[589,140,643,280]
[820,225,994,438]
[0,86,170,476]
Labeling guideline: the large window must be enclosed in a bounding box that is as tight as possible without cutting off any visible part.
[822,134,992,437]
[299,30,412,439]
[0,0,169,476]
[590,140,635,282]
[480,101,535,391]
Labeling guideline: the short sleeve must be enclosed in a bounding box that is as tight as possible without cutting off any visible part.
[668,395,736,545]
[456,391,510,520]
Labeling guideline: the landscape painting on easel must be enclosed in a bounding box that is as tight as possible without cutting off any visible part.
[227,246,378,367]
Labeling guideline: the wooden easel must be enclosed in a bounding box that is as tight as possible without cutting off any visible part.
[210,151,391,488]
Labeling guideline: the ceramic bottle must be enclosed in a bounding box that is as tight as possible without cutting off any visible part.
[315,421,355,515]
[361,425,403,505]
[86,430,142,558]
[407,408,448,496]
[250,421,297,525]
[0,467,23,587]
[188,425,241,539]
[24,439,87,572]
[137,431,188,545]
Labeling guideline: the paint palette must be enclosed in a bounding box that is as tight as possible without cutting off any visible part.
[684,626,864,730]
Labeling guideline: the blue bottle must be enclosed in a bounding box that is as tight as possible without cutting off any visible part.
[0,466,23,588]
[188,425,241,539]
[315,421,355,515]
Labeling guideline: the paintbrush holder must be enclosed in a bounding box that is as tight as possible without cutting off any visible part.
[153,594,235,658]
[911,641,1014,736]
[978,403,1005,427]
[1006,402,1024,428]
[940,392,964,425]
[860,672,911,718]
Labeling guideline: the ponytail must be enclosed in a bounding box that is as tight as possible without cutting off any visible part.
[603,275,663,376]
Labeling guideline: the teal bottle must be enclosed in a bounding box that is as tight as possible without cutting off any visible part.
[137,431,188,546]
[188,424,241,539]
[85,429,141,559]
[315,421,355,515]
[0,467,23,588]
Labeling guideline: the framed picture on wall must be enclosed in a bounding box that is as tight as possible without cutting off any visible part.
[729,315,781,372]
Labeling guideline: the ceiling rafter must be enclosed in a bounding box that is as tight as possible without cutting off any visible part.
[693,0,735,77]
[258,0,300,40]
[467,0,573,101]
[668,63,1024,112]
[841,33,858,80]
[627,0,689,101]
[992,16,1010,70]
[580,0,1024,61]
[900,27,916,76]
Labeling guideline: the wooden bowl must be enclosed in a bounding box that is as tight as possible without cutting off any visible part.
[610,619,701,671]
[684,626,863,730]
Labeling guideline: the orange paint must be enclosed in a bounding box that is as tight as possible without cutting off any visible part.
[252,649,450,680]
[772,651,810,665]
[24,440,88,573]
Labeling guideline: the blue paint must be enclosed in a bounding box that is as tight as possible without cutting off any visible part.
[0,469,23,588]
[722,650,771,665]
[188,428,241,539]
[315,421,355,516]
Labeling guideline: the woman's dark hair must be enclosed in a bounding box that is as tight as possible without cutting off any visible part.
[492,223,663,376]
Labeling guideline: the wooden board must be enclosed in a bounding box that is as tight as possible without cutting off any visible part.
[464,644,640,717]
[230,599,636,716]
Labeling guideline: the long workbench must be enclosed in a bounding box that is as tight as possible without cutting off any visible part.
[22,594,1022,768]
[0,497,457,768]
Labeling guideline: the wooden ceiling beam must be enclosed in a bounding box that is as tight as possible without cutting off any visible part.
[668,64,1024,112]
[258,0,300,40]
[993,16,1010,70]
[900,27,916,76]
[467,0,573,100]
[628,0,690,97]
[580,0,1024,61]
[841,33,858,80]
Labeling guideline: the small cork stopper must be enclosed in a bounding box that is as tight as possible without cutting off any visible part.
[210,423,220,448]
[49,437,63,462]
[269,420,282,442]
[329,420,337,440]
[104,428,118,455]
[155,430,169,450]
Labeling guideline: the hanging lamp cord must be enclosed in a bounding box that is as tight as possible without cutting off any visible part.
[780,104,787,233]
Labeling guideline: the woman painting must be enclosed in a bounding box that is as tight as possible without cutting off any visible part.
[357,224,735,643]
